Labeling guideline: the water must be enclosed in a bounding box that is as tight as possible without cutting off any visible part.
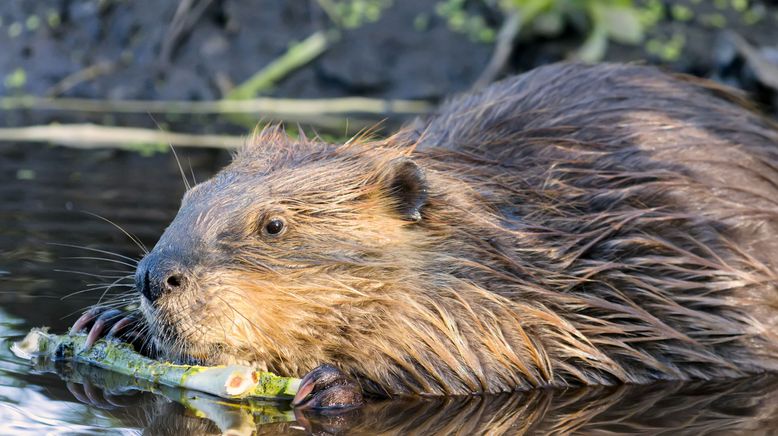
[1,142,777,435]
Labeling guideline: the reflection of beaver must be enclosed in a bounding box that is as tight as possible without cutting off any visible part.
[74,63,778,409]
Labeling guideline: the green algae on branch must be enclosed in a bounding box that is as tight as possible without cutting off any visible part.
[12,328,300,400]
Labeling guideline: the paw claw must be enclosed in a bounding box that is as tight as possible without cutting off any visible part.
[71,307,147,353]
[293,376,316,405]
[70,307,102,334]
[105,314,140,340]
[83,309,123,349]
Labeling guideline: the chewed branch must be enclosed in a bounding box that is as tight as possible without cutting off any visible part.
[12,327,300,400]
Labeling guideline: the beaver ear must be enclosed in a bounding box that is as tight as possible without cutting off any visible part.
[381,157,428,222]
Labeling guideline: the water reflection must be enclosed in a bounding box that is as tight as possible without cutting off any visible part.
[309,376,778,434]
[1,143,778,434]
[17,350,778,436]
[0,306,137,435]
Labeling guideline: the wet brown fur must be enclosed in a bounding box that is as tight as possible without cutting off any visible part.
[142,63,778,397]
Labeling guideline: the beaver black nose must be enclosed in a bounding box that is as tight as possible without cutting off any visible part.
[135,256,186,303]
[166,274,183,289]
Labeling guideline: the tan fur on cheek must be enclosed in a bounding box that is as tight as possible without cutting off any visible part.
[146,270,340,374]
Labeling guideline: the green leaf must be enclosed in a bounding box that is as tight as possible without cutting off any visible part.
[599,6,644,44]
[511,0,555,25]
[531,10,564,36]
[576,25,608,63]
[4,68,26,88]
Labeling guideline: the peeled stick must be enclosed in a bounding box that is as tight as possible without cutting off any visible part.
[12,327,300,400]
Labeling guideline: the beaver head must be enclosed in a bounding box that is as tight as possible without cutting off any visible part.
[135,128,449,376]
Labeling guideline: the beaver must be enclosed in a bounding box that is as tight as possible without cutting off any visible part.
[72,63,778,409]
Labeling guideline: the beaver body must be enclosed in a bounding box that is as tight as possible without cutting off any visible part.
[77,63,778,401]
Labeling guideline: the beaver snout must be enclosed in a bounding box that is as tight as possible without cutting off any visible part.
[135,254,186,303]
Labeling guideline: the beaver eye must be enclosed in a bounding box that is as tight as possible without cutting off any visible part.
[263,218,285,236]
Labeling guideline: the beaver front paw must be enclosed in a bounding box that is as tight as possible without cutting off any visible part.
[71,306,151,354]
[292,364,364,410]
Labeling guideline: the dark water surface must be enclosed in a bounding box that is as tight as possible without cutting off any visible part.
[1,143,778,435]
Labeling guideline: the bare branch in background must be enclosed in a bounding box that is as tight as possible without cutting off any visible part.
[0,124,246,149]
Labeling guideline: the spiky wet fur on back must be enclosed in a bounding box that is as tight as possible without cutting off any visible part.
[147,63,778,397]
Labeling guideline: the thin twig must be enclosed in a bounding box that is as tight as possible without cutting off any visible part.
[728,31,778,91]
[472,10,521,90]
[46,60,119,97]
[158,0,214,68]
[227,30,339,99]
[0,95,431,115]
[0,124,245,149]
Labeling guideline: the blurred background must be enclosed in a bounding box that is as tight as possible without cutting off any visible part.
[2,0,778,433]
[2,0,778,133]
